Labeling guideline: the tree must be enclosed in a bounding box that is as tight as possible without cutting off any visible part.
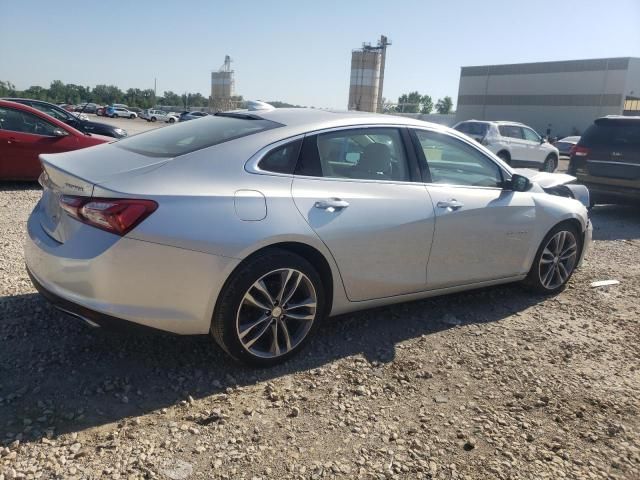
[435,96,453,114]
[397,91,422,113]
[420,95,433,114]
[0,81,16,97]
[160,91,181,106]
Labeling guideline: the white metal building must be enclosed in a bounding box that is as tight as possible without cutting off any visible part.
[455,57,640,137]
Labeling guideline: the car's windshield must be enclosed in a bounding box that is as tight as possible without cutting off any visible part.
[115,115,282,157]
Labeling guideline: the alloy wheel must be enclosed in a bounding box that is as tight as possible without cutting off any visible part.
[538,230,578,289]
[544,156,556,172]
[236,268,317,359]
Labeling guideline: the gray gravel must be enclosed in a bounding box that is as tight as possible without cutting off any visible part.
[1,182,639,479]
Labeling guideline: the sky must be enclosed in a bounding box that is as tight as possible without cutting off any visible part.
[1,0,639,109]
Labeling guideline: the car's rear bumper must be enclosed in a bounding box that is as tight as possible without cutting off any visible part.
[25,202,240,335]
[580,182,640,204]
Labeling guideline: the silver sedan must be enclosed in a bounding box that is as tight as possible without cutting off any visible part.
[25,108,592,365]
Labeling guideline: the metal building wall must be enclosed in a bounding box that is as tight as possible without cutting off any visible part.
[349,50,382,113]
[455,58,637,137]
[211,71,234,99]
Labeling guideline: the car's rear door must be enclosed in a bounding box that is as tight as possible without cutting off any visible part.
[410,128,537,289]
[291,126,436,301]
[499,125,528,165]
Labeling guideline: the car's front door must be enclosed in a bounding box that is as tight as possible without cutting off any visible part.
[0,106,76,179]
[291,127,435,301]
[411,129,537,289]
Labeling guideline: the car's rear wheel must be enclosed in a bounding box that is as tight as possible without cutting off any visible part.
[211,250,326,366]
[541,154,557,172]
[129,114,135,119]
[523,222,581,294]
[497,151,511,165]
[151,117,157,122]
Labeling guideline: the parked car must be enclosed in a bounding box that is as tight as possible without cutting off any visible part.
[0,100,110,180]
[75,103,99,114]
[453,120,560,172]
[127,107,143,116]
[25,108,592,366]
[3,99,127,139]
[554,136,580,157]
[568,116,640,204]
[58,104,76,112]
[142,109,176,123]
[179,111,209,122]
[111,107,137,119]
[70,111,89,122]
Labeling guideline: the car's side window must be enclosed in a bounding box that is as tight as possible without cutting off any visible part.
[32,104,70,122]
[0,107,58,136]
[295,128,410,182]
[414,130,503,188]
[522,128,540,142]
[499,125,524,139]
[257,139,303,174]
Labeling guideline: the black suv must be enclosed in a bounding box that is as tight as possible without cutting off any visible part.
[569,116,640,205]
[2,98,127,139]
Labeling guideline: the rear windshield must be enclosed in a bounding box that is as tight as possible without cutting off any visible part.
[115,115,282,157]
[581,123,640,147]
[456,122,489,136]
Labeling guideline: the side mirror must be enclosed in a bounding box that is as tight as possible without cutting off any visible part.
[505,173,531,192]
[540,137,546,144]
[52,128,69,137]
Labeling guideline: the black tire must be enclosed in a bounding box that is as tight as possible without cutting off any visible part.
[169,118,175,123]
[541,154,557,172]
[129,114,135,119]
[211,249,326,366]
[497,151,511,165]
[151,117,157,122]
[523,222,582,294]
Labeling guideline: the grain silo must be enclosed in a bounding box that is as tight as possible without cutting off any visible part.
[211,55,235,111]
[348,35,391,113]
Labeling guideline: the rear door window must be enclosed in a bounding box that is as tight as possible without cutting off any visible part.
[295,128,411,182]
[257,139,303,174]
[499,125,524,139]
[115,114,282,157]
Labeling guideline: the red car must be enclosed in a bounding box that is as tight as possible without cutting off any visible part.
[0,100,111,180]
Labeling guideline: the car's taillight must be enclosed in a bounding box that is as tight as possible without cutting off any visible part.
[60,196,158,236]
[570,145,590,157]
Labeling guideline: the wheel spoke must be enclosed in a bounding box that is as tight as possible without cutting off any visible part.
[284,312,315,321]
[278,318,292,352]
[238,314,270,340]
[560,244,577,260]
[541,264,555,287]
[269,323,280,356]
[282,273,303,306]
[243,318,273,349]
[243,291,271,311]
[253,280,276,308]
[554,232,565,255]
[285,298,316,310]
[557,262,569,282]
[276,269,295,304]
[540,248,555,264]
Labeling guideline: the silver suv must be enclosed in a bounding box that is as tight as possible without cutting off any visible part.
[454,120,560,172]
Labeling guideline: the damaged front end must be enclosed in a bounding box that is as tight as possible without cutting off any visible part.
[513,169,590,208]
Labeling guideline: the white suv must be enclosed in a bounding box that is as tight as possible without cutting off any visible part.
[111,107,137,119]
[142,109,178,123]
[453,120,560,172]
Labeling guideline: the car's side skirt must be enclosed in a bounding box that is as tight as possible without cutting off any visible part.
[330,274,527,316]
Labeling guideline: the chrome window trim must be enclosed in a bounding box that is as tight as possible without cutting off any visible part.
[587,160,640,167]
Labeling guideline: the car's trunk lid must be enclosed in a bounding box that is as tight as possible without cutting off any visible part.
[38,144,171,243]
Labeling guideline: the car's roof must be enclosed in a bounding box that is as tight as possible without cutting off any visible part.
[461,119,528,127]
[0,100,83,134]
[252,108,444,131]
[558,136,580,142]
[3,97,62,108]
[595,115,640,124]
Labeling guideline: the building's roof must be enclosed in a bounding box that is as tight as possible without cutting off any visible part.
[461,57,639,77]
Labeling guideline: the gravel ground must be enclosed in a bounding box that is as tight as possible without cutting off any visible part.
[1,183,638,480]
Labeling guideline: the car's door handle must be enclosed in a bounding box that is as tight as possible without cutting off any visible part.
[7,137,19,144]
[314,198,349,212]
[437,199,464,211]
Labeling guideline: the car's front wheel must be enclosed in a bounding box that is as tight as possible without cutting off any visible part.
[541,154,557,172]
[211,250,326,366]
[129,114,135,119]
[151,117,157,122]
[524,222,581,294]
[169,118,175,123]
